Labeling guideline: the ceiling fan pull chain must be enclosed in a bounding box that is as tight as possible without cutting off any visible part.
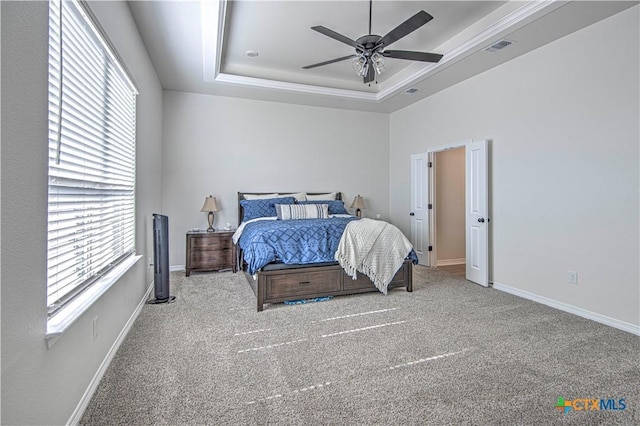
[369,0,372,35]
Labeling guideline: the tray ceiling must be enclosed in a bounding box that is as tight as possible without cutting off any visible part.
[128,1,636,113]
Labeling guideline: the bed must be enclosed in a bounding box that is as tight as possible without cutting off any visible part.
[234,192,416,311]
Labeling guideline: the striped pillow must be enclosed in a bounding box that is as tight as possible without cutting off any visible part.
[276,203,329,220]
[297,200,349,215]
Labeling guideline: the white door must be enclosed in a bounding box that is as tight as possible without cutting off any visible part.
[465,140,489,286]
[410,153,429,265]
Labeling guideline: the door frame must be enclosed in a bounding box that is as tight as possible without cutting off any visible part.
[412,139,491,285]
[427,141,469,268]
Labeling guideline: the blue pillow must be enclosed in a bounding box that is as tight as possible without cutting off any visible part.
[297,200,349,215]
[240,197,296,222]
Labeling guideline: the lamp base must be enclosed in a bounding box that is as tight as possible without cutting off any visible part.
[207,211,215,232]
[356,209,362,218]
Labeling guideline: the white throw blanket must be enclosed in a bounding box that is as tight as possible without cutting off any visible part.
[335,218,413,295]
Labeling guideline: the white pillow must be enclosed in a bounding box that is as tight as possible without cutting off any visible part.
[306,192,337,201]
[243,193,279,200]
[280,192,307,201]
[276,203,329,220]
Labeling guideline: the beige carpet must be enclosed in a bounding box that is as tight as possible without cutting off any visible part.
[80,266,639,425]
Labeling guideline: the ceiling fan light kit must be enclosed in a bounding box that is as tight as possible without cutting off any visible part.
[303,0,443,84]
[352,56,367,76]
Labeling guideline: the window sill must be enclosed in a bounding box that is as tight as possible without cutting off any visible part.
[45,254,141,349]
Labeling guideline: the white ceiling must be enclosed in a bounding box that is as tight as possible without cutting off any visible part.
[128,1,637,113]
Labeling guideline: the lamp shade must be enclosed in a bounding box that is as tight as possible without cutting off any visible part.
[200,196,221,212]
[350,195,366,210]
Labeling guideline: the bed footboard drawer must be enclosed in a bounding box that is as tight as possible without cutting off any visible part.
[342,272,376,291]
[265,269,341,299]
[389,262,408,284]
[342,261,410,290]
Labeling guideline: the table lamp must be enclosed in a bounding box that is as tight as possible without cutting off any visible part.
[201,196,221,232]
[350,195,366,218]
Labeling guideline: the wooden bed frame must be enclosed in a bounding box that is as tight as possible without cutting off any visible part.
[236,192,413,311]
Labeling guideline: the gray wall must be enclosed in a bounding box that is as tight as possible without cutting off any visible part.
[1,1,163,424]
[389,6,639,326]
[161,91,390,267]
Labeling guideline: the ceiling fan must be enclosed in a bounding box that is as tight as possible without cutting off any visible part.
[302,0,444,84]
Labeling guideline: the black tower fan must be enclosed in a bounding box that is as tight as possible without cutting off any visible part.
[148,214,176,304]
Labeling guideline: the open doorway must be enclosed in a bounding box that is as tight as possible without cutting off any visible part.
[432,147,465,277]
[410,140,489,285]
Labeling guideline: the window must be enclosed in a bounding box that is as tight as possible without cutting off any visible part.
[47,0,138,320]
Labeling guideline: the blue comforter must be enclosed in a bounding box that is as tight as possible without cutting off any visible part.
[237,217,418,275]
[238,217,358,274]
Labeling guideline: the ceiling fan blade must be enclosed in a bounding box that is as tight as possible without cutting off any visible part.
[311,26,362,49]
[376,10,433,49]
[364,62,375,83]
[383,50,443,63]
[302,54,358,70]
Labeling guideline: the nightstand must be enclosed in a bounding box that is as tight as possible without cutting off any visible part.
[185,230,236,276]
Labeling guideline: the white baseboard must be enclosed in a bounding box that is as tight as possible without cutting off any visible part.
[67,282,154,425]
[492,281,640,336]
[170,265,185,272]
[436,258,465,266]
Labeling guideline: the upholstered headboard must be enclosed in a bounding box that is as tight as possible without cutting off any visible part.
[237,192,342,225]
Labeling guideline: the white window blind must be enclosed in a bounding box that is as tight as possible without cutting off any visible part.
[47,0,138,316]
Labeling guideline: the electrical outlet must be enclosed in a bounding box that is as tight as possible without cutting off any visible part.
[568,271,578,285]
[93,316,99,340]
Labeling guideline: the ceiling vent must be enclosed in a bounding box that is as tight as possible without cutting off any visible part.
[404,88,419,95]
[484,39,514,53]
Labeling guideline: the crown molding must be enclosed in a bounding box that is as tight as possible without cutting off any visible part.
[377,0,565,100]
[214,73,380,101]
[202,0,226,83]
[204,0,564,103]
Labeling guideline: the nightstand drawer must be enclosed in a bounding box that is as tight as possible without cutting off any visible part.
[190,236,231,250]
[190,249,232,265]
